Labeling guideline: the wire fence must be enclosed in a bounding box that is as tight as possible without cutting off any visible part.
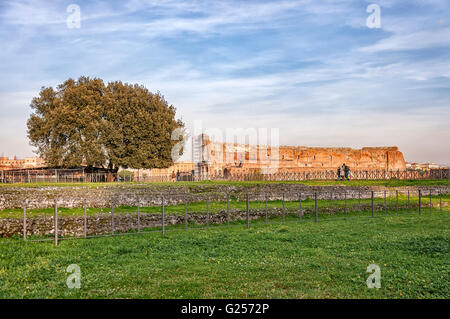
[17,188,448,245]
[1,168,449,183]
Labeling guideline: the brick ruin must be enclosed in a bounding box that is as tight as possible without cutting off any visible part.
[197,134,406,176]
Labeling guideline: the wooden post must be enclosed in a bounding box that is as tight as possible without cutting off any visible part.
[54,200,58,246]
[84,199,87,238]
[440,191,442,212]
[282,194,286,223]
[384,191,387,215]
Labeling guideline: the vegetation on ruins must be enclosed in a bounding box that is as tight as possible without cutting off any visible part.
[27,76,184,171]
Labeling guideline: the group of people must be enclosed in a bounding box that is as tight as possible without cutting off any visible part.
[336,163,351,181]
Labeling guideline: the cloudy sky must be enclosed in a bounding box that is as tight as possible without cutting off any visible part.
[0,0,449,164]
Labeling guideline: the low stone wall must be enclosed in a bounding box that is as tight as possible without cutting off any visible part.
[0,184,448,210]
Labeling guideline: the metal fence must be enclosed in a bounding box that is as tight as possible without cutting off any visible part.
[18,188,447,246]
[0,168,115,183]
[1,168,449,184]
[200,169,450,181]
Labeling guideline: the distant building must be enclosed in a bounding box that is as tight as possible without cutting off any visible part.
[123,162,195,181]
[0,156,45,170]
[406,162,440,171]
[196,134,406,176]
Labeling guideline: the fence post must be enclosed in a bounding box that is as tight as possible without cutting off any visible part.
[227,194,230,226]
[408,190,410,213]
[440,191,442,212]
[265,194,268,223]
[84,199,87,238]
[23,201,27,241]
[162,196,165,236]
[344,191,347,219]
[384,191,387,215]
[54,200,58,246]
[314,192,318,222]
[429,190,432,213]
[206,196,210,228]
[371,191,374,218]
[330,192,332,216]
[358,190,361,216]
[184,197,188,230]
[282,194,286,223]
[137,198,141,233]
[111,201,115,235]
[246,193,250,229]
[419,190,422,215]
[299,193,302,221]
[396,190,399,215]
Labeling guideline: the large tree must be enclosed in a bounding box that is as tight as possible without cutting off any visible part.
[27,76,184,170]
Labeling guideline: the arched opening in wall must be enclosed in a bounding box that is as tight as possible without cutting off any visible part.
[224,168,229,178]
[313,155,316,160]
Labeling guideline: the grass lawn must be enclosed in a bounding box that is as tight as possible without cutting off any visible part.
[0,210,448,298]
[1,179,449,189]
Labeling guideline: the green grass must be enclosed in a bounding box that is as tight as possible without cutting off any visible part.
[1,179,449,188]
[1,194,448,218]
[0,210,448,298]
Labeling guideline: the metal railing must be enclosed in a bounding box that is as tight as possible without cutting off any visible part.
[16,188,448,245]
[1,168,449,184]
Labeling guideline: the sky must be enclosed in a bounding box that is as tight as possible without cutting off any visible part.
[0,0,449,164]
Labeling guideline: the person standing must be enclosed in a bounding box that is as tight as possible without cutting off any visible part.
[343,163,350,181]
[336,166,341,180]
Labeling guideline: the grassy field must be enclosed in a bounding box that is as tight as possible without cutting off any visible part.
[0,210,448,298]
[1,179,449,188]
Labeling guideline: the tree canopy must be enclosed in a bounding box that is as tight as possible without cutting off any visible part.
[27,76,184,170]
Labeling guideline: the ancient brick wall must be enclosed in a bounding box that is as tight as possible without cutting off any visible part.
[200,135,406,174]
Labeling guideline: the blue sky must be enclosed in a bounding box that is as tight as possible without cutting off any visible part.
[0,0,449,164]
